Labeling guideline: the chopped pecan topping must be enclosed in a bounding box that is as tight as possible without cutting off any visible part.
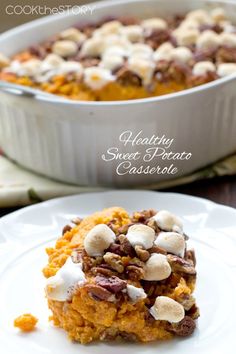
[107,243,124,256]
[71,217,83,225]
[168,62,191,83]
[84,283,114,301]
[216,47,236,63]
[145,29,171,50]
[62,225,72,235]
[103,252,124,273]
[117,223,134,235]
[170,316,196,337]
[177,294,195,311]
[79,57,100,68]
[126,265,144,281]
[185,249,196,267]
[187,71,218,87]
[167,254,196,275]
[82,253,103,272]
[186,304,200,320]
[134,245,150,262]
[116,67,142,86]
[199,23,223,34]
[95,275,126,293]
[91,266,117,277]
[117,234,135,256]
[148,245,167,255]
[132,209,157,223]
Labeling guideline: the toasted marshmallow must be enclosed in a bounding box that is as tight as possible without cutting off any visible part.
[196,30,220,50]
[150,296,185,323]
[219,32,236,48]
[0,53,10,68]
[154,232,185,258]
[84,223,116,256]
[186,9,212,25]
[217,63,236,77]
[80,37,105,57]
[57,61,83,75]
[174,28,200,46]
[127,284,147,303]
[141,18,168,31]
[94,20,123,37]
[126,224,155,249]
[130,43,153,59]
[100,55,124,71]
[52,40,78,57]
[46,257,86,301]
[193,61,216,76]
[171,47,193,63]
[210,7,227,23]
[152,210,183,234]
[153,42,174,62]
[120,25,144,43]
[60,28,86,43]
[128,56,155,85]
[144,254,171,281]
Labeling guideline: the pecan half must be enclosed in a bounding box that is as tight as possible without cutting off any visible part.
[148,245,167,255]
[134,245,150,262]
[170,316,196,337]
[117,235,135,256]
[144,29,171,49]
[84,283,114,301]
[107,243,124,256]
[126,265,144,281]
[91,266,116,277]
[103,252,124,273]
[167,255,196,275]
[95,275,126,293]
[116,67,142,86]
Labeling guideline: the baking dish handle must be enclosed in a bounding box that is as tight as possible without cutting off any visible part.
[0,81,65,101]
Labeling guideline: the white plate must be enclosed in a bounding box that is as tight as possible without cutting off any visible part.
[0,190,236,354]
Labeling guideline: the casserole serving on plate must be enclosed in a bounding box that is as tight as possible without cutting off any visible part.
[0,0,236,186]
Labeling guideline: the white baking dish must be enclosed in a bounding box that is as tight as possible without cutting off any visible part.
[0,0,236,187]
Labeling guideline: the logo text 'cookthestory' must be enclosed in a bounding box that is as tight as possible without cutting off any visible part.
[102,130,192,176]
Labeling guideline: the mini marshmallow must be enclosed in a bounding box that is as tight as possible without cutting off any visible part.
[171,47,193,63]
[193,61,216,76]
[154,232,185,258]
[100,54,124,71]
[0,53,10,68]
[217,63,236,77]
[152,210,183,234]
[104,34,131,53]
[102,45,127,58]
[42,54,64,69]
[84,223,116,256]
[174,28,200,46]
[52,40,78,57]
[20,59,42,76]
[126,284,147,303]
[80,37,105,57]
[219,32,236,48]
[153,42,174,62]
[93,20,123,37]
[210,7,227,23]
[57,61,83,75]
[196,30,220,50]
[150,296,185,323]
[130,43,154,59]
[186,9,212,25]
[120,25,144,43]
[144,254,172,281]
[46,257,86,301]
[179,19,199,30]
[128,56,155,85]
[126,224,155,249]
[60,27,86,43]
[141,18,168,31]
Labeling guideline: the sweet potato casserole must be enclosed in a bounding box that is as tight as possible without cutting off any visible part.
[43,207,199,344]
[0,7,236,101]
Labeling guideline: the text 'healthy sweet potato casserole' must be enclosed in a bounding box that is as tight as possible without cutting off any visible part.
[43,207,199,344]
[1,7,236,101]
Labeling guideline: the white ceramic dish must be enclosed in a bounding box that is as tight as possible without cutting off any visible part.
[0,190,236,354]
[0,0,236,187]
